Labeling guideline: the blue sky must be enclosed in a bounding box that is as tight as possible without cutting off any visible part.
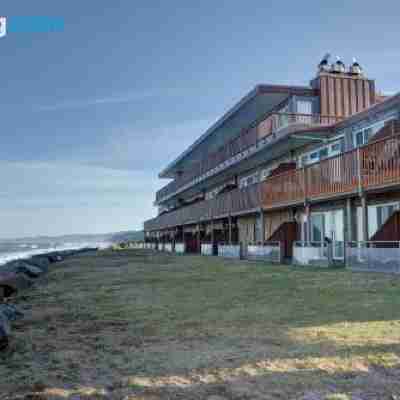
[1,1,399,238]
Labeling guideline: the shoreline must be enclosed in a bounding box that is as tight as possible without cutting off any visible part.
[0,242,110,267]
[0,247,99,351]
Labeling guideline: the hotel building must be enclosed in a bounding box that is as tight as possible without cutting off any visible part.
[144,56,400,270]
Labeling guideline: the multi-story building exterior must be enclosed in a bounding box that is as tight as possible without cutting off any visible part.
[144,56,400,269]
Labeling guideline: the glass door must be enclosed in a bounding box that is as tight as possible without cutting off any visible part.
[326,210,344,260]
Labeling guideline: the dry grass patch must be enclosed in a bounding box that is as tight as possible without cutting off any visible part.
[1,250,400,399]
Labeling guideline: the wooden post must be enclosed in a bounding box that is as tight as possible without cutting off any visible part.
[228,216,232,245]
[305,203,311,244]
[346,198,354,243]
[360,194,369,242]
[259,208,265,244]
[197,223,201,253]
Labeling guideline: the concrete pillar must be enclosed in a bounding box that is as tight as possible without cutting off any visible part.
[211,219,214,244]
[360,194,369,242]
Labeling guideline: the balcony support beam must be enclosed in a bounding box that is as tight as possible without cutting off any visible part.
[211,219,215,245]
[305,202,311,244]
[360,193,369,242]
[345,198,354,242]
[259,208,265,244]
[228,215,233,245]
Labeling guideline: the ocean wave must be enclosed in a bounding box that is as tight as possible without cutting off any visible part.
[0,242,111,266]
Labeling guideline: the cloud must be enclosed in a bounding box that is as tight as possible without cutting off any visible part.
[35,89,173,112]
[0,160,159,238]
[66,118,214,172]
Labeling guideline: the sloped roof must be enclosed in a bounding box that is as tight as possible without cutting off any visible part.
[159,84,317,178]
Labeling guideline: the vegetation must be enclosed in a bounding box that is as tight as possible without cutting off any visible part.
[1,250,400,399]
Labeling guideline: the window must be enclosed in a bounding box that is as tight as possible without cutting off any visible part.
[353,117,396,148]
[297,100,313,115]
[319,147,328,159]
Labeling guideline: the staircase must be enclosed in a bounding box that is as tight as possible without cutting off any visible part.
[370,210,400,243]
[267,221,298,259]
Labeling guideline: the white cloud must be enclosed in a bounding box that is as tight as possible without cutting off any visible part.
[0,160,159,238]
[68,118,214,171]
[35,89,173,112]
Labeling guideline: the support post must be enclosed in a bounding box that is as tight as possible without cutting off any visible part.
[346,198,354,243]
[360,193,369,242]
[259,208,265,244]
[305,203,311,244]
[197,223,201,253]
[228,215,232,245]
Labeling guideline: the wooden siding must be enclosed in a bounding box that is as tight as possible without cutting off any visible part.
[318,74,376,118]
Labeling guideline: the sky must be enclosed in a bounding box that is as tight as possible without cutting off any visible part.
[1,1,399,239]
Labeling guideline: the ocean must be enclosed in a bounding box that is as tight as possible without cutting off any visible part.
[0,240,111,266]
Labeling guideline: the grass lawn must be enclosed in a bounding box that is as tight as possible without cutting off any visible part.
[1,250,400,400]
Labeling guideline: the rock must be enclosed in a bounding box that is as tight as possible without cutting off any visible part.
[207,396,228,400]
[0,272,33,297]
[8,260,43,278]
[48,254,63,263]
[0,304,24,321]
[0,311,11,351]
[26,256,50,272]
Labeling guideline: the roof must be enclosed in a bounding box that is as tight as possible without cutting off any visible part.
[159,84,317,178]
[334,92,400,130]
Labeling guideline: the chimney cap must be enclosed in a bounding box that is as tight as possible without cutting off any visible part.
[349,57,363,75]
[318,53,331,72]
[331,56,346,73]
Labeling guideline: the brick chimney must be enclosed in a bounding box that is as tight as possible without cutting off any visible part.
[311,57,376,118]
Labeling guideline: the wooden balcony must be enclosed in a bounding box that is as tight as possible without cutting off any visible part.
[145,133,400,232]
[155,112,341,203]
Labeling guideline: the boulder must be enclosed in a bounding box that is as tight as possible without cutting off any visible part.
[26,256,50,272]
[48,254,63,263]
[0,304,24,321]
[0,311,10,351]
[7,260,43,278]
[0,272,33,298]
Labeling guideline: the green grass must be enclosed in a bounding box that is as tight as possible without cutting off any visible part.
[1,250,400,399]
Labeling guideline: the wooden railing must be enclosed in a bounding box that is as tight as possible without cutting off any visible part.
[145,133,400,232]
[156,112,342,202]
[305,149,359,198]
[361,134,400,188]
[262,168,305,207]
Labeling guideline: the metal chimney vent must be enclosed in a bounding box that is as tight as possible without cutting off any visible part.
[349,57,363,76]
[331,56,346,73]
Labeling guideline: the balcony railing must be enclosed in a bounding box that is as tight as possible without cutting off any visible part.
[145,133,400,232]
[156,112,342,203]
